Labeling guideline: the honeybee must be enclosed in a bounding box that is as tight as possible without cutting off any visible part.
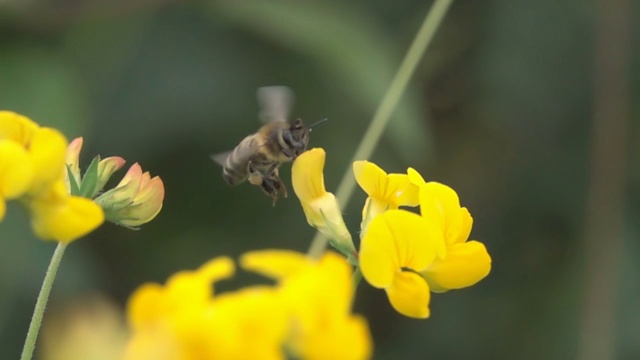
[212,86,323,205]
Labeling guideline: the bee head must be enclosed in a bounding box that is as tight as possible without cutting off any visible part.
[280,119,309,158]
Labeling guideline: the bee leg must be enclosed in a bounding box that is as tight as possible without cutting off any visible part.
[247,161,264,186]
[260,175,282,206]
[263,162,280,176]
[265,167,287,199]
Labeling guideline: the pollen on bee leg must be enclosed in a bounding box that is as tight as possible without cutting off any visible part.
[248,173,263,185]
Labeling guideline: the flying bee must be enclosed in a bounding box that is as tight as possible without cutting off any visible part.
[212,86,325,205]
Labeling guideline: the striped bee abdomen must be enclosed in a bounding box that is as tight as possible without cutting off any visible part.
[213,135,261,186]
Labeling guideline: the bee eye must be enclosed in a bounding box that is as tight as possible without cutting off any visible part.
[283,130,294,147]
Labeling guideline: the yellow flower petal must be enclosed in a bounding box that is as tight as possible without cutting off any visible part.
[28,127,68,195]
[292,149,354,254]
[360,209,445,288]
[0,111,39,145]
[126,256,234,329]
[353,160,386,197]
[454,207,473,245]
[28,181,105,243]
[396,178,420,207]
[293,315,372,360]
[292,148,327,202]
[352,161,384,196]
[353,161,414,207]
[126,283,165,330]
[124,328,178,360]
[407,167,426,186]
[386,271,431,319]
[274,252,372,360]
[419,182,463,245]
[203,287,288,360]
[240,250,308,280]
[165,257,235,305]
[421,240,492,292]
[0,140,33,199]
[118,176,165,227]
[196,256,235,284]
[280,252,353,326]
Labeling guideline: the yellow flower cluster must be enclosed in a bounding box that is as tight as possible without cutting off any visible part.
[0,111,104,242]
[0,111,165,242]
[124,250,372,360]
[66,137,165,230]
[291,148,492,319]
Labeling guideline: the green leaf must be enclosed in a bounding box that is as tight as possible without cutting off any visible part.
[65,164,81,196]
[79,156,101,198]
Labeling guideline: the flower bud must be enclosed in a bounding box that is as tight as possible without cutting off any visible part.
[96,163,164,229]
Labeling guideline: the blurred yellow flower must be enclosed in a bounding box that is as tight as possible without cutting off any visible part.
[416,182,492,292]
[353,161,419,231]
[125,257,237,360]
[0,111,67,197]
[292,148,355,256]
[359,210,445,318]
[0,111,105,242]
[0,140,33,219]
[95,163,164,229]
[241,250,372,360]
[197,286,288,360]
[40,295,128,360]
[125,257,289,360]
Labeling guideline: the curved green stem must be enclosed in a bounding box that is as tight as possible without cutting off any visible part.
[307,0,454,258]
[20,242,67,360]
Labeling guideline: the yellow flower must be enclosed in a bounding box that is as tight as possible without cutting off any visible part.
[0,111,105,242]
[242,250,373,360]
[292,148,355,256]
[0,140,33,219]
[27,181,105,243]
[125,257,289,360]
[95,163,164,229]
[353,161,419,231]
[359,210,446,318]
[125,257,236,360]
[0,110,39,145]
[416,182,491,292]
[197,286,288,360]
[40,295,128,360]
[0,111,67,197]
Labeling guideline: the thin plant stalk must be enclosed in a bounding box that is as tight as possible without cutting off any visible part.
[20,242,67,360]
[307,0,454,259]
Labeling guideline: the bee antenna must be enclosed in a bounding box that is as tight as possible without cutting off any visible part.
[308,118,328,131]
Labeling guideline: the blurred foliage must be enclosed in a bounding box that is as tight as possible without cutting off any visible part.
[1,0,639,359]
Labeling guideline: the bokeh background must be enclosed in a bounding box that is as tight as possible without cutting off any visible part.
[1,0,638,359]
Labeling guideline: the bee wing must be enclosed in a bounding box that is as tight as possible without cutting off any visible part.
[257,86,294,123]
[211,151,232,167]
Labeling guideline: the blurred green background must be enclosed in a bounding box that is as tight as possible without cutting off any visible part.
[1,0,639,359]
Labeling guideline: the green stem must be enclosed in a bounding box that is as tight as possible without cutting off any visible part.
[306,0,454,258]
[352,266,363,293]
[20,242,67,360]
